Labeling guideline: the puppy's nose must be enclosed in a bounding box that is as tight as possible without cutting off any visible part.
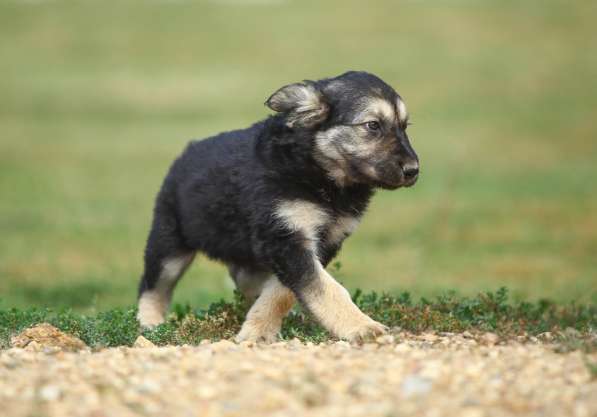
[403,163,419,180]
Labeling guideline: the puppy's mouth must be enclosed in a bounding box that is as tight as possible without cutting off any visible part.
[376,176,417,190]
[365,166,419,190]
[334,156,419,190]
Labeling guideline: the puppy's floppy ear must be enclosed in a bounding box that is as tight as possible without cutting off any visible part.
[265,81,329,128]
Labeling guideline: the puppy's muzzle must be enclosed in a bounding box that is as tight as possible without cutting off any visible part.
[401,162,419,187]
[377,161,419,189]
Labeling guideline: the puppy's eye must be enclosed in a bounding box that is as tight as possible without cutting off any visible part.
[365,121,380,132]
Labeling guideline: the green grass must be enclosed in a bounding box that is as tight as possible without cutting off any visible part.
[0,0,596,311]
[1,288,595,350]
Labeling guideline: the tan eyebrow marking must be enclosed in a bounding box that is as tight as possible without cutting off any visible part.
[354,98,396,124]
[397,98,409,123]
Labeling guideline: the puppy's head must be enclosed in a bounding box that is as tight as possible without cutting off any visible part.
[266,71,419,189]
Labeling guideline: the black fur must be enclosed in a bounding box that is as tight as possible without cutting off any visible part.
[138,71,418,308]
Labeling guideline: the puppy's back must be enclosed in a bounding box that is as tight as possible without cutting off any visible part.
[157,122,267,263]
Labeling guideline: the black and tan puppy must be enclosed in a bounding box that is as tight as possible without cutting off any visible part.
[137,71,419,343]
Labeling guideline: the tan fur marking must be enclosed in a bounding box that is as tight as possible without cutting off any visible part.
[327,215,360,245]
[275,200,329,252]
[137,291,169,328]
[397,98,409,123]
[137,254,194,328]
[371,98,396,122]
[314,127,351,185]
[302,262,387,342]
[267,83,327,127]
[161,256,193,283]
[235,277,296,343]
[354,97,396,124]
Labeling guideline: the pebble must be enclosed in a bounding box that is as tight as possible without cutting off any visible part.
[375,335,395,345]
[11,323,87,352]
[537,332,553,341]
[401,375,433,397]
[481,332,500,345]
[133,336,155,348]
[420,332,439,342]
[210,339,237,352]
[39,385,61,401]
[334,341,351,349]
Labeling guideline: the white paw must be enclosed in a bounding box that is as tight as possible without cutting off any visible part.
[342,319,388,344]
[137,314,164,330]
[235,322,280,344]
[137,291,168,329]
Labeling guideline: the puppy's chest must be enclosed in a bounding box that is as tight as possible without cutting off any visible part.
[322,214,360,247]
[274,199,361,251]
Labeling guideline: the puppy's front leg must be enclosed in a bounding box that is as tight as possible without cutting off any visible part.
[302,261,387,343]
[274,251,387,343]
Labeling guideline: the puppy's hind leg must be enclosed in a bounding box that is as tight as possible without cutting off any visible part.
[235,276,296,343]
[138,252,195,328]
[227,264,270,302]
[137,209,195,328]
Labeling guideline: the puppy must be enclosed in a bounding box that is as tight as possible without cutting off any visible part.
[137,71,419,343]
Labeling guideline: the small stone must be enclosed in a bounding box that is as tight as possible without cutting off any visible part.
[133,335,156,348]
[297,381,328,407]
[138,380,160,394]
[362,343,378,351]
[460,408,485,417]
[287,338,303,348]
[462,331,474,339]
[394,343,411,353]
[401,375,432,397]
[197,385,217,399]
[24,340,42,352]
[376,335,395,345]
[210,339,236,352]
[11,323,87,352]
[420,333,438,342]
[537,332,553,341]
[334,340,351,349]
[42,346,62,355]
[481,332,499,345]
[39,385,61,401]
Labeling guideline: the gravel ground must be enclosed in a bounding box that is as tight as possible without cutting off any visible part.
[1,331,596,417]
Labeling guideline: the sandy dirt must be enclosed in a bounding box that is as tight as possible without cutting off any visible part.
[1,331,596,417]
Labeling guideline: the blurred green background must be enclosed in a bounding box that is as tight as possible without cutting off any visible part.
[1,0,596,311]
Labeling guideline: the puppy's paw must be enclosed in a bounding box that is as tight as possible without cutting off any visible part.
[137,291,168,329]
[343,319,388,344]
[235,321,280,344]
[137,307,165,329]
[137,314,164,330]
